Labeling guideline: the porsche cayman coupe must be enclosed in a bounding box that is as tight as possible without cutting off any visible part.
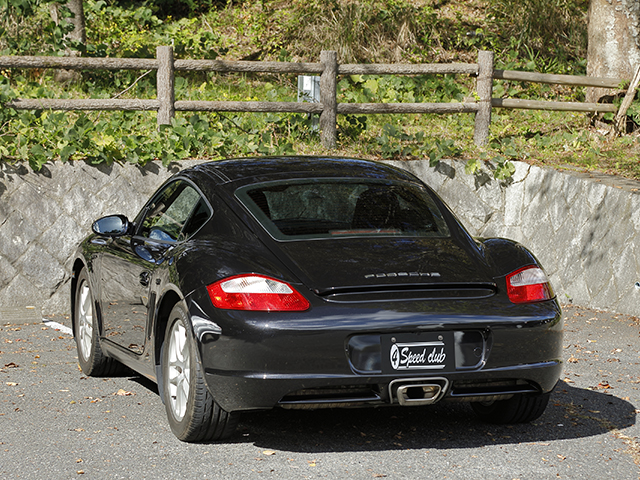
[71,157,562,442]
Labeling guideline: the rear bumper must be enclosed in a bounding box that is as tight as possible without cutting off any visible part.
[187,290,563,412]
[203,359,562,411]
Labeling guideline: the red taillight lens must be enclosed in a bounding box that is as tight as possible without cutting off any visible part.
[506,266,553,304]
[207,275,310,311]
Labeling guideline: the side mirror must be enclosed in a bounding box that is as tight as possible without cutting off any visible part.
[92,215,130,237]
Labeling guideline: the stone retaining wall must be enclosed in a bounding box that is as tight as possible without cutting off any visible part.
[1,158,639,316]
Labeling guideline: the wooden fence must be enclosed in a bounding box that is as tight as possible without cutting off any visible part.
[0,47,634,148]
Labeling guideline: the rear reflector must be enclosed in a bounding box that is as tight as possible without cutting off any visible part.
[207,274,310,311]
[506,266,553,304]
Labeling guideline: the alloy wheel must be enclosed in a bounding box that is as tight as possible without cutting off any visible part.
[77,281,93,362]
[167,320,191,421]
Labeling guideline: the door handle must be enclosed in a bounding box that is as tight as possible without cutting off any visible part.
[139,271,150,287]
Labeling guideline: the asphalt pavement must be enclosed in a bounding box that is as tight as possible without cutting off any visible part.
[1,305,639,479]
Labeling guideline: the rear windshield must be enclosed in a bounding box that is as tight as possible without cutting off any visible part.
[236,179,450,240]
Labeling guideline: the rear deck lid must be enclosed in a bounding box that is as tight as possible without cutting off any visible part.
[235,178,496,301]
[274,237,496,302]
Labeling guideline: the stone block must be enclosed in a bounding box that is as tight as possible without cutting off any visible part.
[631,198,640,232]
[95,173,146,219]
[21,162,74,199]
[0,274,41,308]
[569,272,593,301]
[391,159,449,191]
[0,193,13,225]
[120,161,175,197]
[503,179,525,227]
[62,184,105,229]
[11,181,64,233]
[612,244,639,291]
[591,279,620,312]
[42,215,83,265]
[0,163,29,199]
[0,254,18,290]
[615,285,640,314]
[76,161,119,194]
[561,274,590,306]
[583,180,608,211]
[492,225,523,244]
[43,278,71,315]
[438,182,494,234]
[19,244,66,293]
[521,207,550,242]
[583,252,614,301]
[561,173,584,206]
[522,167,550,205]
[510,161,531,183]
[0,210,40,261]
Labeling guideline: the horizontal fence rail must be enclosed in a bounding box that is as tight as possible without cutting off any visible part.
[0,47,633,148]
[492,98,618,113]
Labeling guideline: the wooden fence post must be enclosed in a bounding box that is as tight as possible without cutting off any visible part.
[474,50,494,146]
[157,46,175,127]
[320,50,338,149]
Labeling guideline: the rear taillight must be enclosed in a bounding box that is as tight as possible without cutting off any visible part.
[207,274,310,311]
[506,266,553,304]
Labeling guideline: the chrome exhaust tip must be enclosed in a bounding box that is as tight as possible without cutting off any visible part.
[389,378,449,406]
[396,384,441,406]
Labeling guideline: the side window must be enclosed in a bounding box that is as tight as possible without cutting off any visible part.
[138,180,211,242]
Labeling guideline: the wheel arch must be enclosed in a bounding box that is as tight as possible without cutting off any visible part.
[153,289,183,403]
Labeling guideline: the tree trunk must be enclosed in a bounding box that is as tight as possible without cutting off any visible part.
[52,0,86,83]
[586,0,640,102]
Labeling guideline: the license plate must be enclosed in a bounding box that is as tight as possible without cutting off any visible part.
[381,332,454,373]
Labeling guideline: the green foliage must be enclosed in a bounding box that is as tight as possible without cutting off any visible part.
[0,0,75,55]
[0,73,302,171]
[339,74,469,104]
[0,109,301,171]
[145,0,227,19]
[3,0,640,183]
[376,123,462,165]
[487,0,588,70]
[338,115,368,141]
[465,153,514,181]
[83,1,228,60]
[492,155,516,180]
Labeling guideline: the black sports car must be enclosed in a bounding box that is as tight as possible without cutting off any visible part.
[71,157,562,442]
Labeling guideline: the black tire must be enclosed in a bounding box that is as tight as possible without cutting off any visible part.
[470,392,550,424]
[161,304,239,442]
[74,268,122,376]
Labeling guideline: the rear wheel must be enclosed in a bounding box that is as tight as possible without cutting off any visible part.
[74,268,122,376]
[162,304,239,442]
[470,392,550,424]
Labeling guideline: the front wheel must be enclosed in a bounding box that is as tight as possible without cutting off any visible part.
[162,304,239,442]
[74,268,122,376]
[470,392,550,424]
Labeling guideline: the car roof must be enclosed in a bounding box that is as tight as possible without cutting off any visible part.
[182,156,422,189]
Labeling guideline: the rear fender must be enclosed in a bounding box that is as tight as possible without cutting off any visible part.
[478,238,543,277]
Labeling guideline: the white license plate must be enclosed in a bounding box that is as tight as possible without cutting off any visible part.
[382,333,454,373]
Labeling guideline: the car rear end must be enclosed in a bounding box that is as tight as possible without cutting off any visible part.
[186,170,562,415]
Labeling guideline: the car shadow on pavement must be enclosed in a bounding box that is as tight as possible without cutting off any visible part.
[127,374,160,396]
[230,381,636,451]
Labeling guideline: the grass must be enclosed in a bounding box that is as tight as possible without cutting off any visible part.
[1,0,640,181]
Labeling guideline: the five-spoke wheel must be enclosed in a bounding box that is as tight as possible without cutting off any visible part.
[161,304,239,442]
